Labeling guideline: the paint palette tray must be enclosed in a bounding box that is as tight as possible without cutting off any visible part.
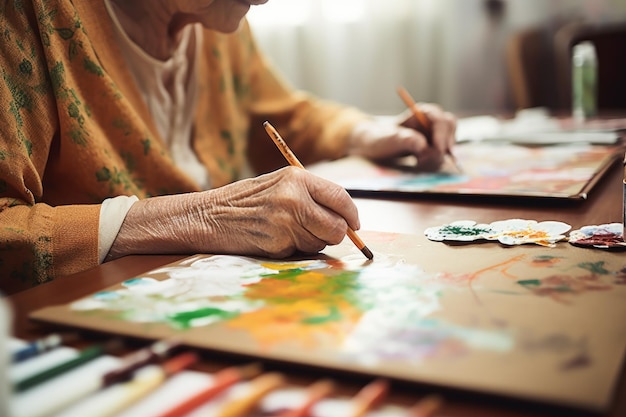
[424,219,571,247]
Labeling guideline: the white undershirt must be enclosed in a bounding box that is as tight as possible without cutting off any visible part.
[98,1,209,263]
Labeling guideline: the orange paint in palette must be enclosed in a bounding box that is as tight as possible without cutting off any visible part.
[496,229,554,247]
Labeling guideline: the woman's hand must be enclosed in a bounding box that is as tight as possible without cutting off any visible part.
[348,103,457,170]
[108,167,360,259]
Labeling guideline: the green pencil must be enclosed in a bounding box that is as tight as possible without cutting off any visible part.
[13,344,105,392]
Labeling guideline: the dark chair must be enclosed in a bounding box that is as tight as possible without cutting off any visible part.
[507,20,626,112]
[506,25,560,110]
[554,21,626,112]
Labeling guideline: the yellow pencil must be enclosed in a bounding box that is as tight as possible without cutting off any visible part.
[263,121,374,260]
[214,372,285,417]
[396,86,462,173]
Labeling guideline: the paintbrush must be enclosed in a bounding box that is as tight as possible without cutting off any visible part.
[397,86,462,173]
[263,121,374,260]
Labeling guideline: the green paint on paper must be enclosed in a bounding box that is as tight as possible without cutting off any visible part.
[168,307,237,329]
[517,279,541,287]
[261,268,306,281]
[578,262,610,275]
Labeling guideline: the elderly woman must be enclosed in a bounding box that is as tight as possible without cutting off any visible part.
[0,0,456,293]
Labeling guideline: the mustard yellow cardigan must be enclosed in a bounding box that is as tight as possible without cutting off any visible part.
[0,0,367,294]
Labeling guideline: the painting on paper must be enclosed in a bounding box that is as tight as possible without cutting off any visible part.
[31,232,626,414]
[308,143,623,199]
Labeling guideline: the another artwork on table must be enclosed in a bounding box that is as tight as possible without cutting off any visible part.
[569,223,626,249]
[32,232,626,414]
[308,143,624,199]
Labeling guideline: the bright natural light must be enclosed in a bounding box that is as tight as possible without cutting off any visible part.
[246,0,312,27]
[321,0,365,23]
[247,0,366,26]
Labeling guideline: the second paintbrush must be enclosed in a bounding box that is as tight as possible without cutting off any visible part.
[263,121,373,260]
[396,86,462,173]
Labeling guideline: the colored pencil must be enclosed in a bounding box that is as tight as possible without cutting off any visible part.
[155,362,263,417]
[13,343,110,392]
[11,334,64,363]
[396,86,462,173]
[263,121,374,260]
[102,338,181,386]
[59,351,198,417]
[214,371,286,417]
[347,379,389,417]
[275,378,335,417]
[18,339,183,417]
[409,395,444,417]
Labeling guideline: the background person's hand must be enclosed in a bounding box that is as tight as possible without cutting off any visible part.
[108,167,361,260]
[348,103,456,170]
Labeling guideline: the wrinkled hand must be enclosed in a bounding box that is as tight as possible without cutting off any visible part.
[108,167,360,260]
[348,103,456,170]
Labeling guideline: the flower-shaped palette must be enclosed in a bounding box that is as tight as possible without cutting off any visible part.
[568,223,626,249]
[424,219,571,247]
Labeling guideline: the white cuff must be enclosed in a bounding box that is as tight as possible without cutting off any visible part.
[98,195,139,263]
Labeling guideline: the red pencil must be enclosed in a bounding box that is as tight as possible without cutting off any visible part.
[155,363,262,417]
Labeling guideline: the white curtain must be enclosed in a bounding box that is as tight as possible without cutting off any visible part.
[248,0,626,115]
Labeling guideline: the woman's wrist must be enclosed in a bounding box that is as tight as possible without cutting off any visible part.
[107,193,212,259]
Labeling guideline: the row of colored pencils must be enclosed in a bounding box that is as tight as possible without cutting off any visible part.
[9,334,443,417]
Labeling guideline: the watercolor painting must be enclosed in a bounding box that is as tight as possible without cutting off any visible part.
[31,232,626,413]
[308,143,623,199]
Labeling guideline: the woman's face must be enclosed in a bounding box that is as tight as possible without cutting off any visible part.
[176,0,269,33]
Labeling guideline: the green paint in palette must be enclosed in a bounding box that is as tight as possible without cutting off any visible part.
[439,224,492,236]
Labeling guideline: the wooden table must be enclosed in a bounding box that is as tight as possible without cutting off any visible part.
[6,155,626,417]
